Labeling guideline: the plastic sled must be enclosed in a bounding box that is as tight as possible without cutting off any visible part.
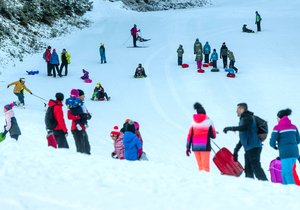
[0,132,6,143]
[134,75,146,78]
[27,70,39,75]
[203,63,210,67]
[47,133,57,148]
[139,152,149,161]
[213,147,244,177]
[84,78,92,83]
[197,69,205,73]
[269,159,282,183]
[227,73,236,78]
[211,68,220,72]
[209,62,214,66]
[181,64,189,68]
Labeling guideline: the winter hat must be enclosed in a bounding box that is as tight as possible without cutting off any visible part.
[19,78,25,82]
[277,108,292,119]
[126,120,136,133]
[55,92,64,101]
[53,48,56,52]
[110,126,120,137]
[134,121,140,130]
[78,89,84,96]
[70,89,79,97]
[4,103,15,111]
[194,102,206,114]
[47,46,51,49]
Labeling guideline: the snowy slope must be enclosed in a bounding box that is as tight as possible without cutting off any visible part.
[1,0,300,209]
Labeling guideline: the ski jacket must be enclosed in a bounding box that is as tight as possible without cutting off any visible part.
[50,52,59,65]
[227,51,235,61]
[256,13,262,23]
[270,116,300,159]
[194,41,202,54]
[67,110,86,131]
[48,100,68,133]
[203,42,211,55]
[177,47,184,57]
[99,46,105,56]
[210,51,218,61]
[195,50,203,61]
[114,132,124,159]
[4,109,21,137]
[123,131,142,161]
[186,114,216,151]
[7,81,32,94]
[220,45,228,57]
[130,27,140,36]
[65,97,83,109]
[45,49,51,62]
[61,52,71,64]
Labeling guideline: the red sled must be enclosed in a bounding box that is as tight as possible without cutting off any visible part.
[84,78,92,83]
[202,63,209,67]
[197,69,205,73]
[181,64,189,68]
[269,159,282,183]
[227,73,236,78]
[213,147,244,177]
[47,133,57,149]
[209,62,214,66]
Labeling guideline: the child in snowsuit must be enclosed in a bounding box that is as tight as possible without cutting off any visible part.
[3,103,21,141]
[7,78,32,107]
[99,43,107,64]
[270,109,300,185]
[177,45,184,66]
[228,50,238,73]
[210,49,218,68]
[134,64,147,78]
[195,49,203,69]
[110,126,124,159]
[242,24,255,33]
[65,89,87,130]
[91,82,111,101]
[123,120,143,161]
[203,41,211,64]
[81,69,89,80]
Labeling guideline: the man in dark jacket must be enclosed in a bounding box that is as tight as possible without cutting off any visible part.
[220,42,228,68]
[255,11,262,32]
[130,24,140,47]
[223,103,268,181]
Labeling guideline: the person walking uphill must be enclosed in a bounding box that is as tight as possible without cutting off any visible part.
[99,43,107,64]
[255,11,262,32]
[67,89,91,155]
[46,93,69,148]
[223,103,268,181]
[7,78,32,107]
[186,102,217,172]
[59,49,71,76]
[270,108,300,185]
[177,44,184,66]
[130,24,140,47]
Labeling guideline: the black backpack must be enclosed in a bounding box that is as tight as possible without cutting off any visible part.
[254,115,268,141]
[45,100,57,131]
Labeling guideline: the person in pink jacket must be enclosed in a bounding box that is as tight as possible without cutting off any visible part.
[110,126,124,160]
[186,102,217,172]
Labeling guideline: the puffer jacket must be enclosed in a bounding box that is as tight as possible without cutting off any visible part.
[47,100,68,133]
[4,109,21,137]
[114,132,124,159]
[7,81,32,94]
[123,131,142,161]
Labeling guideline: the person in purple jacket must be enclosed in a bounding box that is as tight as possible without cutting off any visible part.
[123,120,142,161]
[270,108,300,185]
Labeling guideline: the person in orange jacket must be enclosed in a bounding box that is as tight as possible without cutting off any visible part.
[7,78,32,107]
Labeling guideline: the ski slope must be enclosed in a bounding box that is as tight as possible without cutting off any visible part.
[1,0,300,209]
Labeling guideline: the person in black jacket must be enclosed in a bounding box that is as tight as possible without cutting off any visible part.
[220,42,228,68]
[223,103,268,181]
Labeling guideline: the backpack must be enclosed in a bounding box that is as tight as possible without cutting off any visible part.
[45,101,57,131]
[43,51,46,60]
[254,115,268,141]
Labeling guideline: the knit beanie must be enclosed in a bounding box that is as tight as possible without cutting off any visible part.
[277,108,292,119]
[4,102,15,111]
[126,120,136,133]
[78,89,84,96]
[194,102,206,114]
[70,89,79,97]
[110,126,120,137]
[55,92,64,101]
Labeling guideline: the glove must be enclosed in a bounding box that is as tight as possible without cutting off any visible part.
[30,92,33,94]
[233,153,238,162]
[86,113,92,120]
[223,127,233,134]
[65,132,68,137]
[47,129,53,134]
[111,152,117,159]
[186,148,191,157]
[7,85,9,88]
[2,130,8,137]
[276,157,281,160]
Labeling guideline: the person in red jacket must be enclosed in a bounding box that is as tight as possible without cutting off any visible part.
[130,24,140,47]
[67,89,91,154]
[47,92,69,148]
[43,46,52,76]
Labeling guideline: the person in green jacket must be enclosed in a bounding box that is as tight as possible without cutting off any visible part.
[194,38,202,55]
[195,48,203,69]
[177,45,184,66]
[59,49,71,76]
[255,11,262,32]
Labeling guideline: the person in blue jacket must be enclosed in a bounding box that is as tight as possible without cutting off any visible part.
[203,41,211,64]
[270,108,300,185]
[50,48,60,77]
[123,120,142,161]
[210,49,218,68]
[99,43,107,64]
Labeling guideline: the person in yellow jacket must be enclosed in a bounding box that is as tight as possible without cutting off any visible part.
[59,49,71,76]
[7,78,32,107]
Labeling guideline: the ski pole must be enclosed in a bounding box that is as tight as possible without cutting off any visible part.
[31,93,47,102]
[123,35,131,45]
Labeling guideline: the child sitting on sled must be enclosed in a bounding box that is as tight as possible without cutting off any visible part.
[134,64,147,78]
[110,125,124,159]
[91,82,111,101]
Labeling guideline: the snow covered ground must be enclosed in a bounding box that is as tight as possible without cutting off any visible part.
[1,0,300,209]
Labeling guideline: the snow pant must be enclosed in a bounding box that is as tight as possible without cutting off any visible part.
[11,135,19,141]
[71,130,91,155]
[53,130,69,149]
[204,54,209,64]
[229,60,238,73]
[221,55,228,68]
[59,62,68,76]
[14,92,24,105]
[256,21,261,31]
[47,61,52,76]
[50,64,59,77]
[212,60,217,68]
[100,54,106,64]
[194,151,210,172]
[178,56,182,65]
[281,157,297,185]
[196,60,202,69]
[132,35,137,47]
[244,147,268,181]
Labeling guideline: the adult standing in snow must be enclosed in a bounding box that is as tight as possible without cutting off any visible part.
[223,103,268,181]
[50,48,60,77]
[130,24,140,47]
[99,43,107,64]
[220,42,228,68]
[194,38,202,55]
[203,41,211,64]
[270,109,300,185]
[44,46,52,76]
[177,44,184,66]
[210,49,218,68]
[7,78,32,107]
[255,11,262,32]
[59,49,71,76]
[227,50,238,73]
[46,93,69,148]
[68,89,91,155]
[2,103,21,141]
[186,102,217,172]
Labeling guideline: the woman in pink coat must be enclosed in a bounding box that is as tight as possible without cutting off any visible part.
[186,102,217,172]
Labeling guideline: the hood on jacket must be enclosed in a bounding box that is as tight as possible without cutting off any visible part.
[193,114,207,123]
[48,99,62,107]
[241,110,254,118]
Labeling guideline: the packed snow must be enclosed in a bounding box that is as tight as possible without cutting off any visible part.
[1,0,300,209]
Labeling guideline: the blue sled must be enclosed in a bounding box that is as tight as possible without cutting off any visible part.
[224,68,235,75]
[26,71,39,75]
